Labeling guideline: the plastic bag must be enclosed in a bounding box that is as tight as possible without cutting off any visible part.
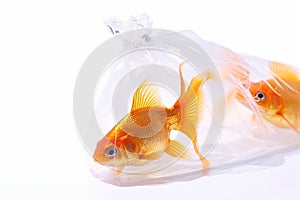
[75,14,300,186]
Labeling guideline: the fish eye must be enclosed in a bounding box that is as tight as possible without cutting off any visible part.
[255,91,265,102]
[105,146,118,158]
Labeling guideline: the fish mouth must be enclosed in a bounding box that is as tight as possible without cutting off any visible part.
[93,155,105,164]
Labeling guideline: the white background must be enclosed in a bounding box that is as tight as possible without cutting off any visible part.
[0,0,299,199]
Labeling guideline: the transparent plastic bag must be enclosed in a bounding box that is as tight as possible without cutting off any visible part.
[75,14,300,186]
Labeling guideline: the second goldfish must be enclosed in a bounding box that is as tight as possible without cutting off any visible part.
[236,61,300,134]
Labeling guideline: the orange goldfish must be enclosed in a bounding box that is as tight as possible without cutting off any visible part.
[236,61,300,134]
[93,63,210,173]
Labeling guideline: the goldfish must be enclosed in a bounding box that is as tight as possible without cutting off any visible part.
[236,61,300,134]
[93,62,210,174]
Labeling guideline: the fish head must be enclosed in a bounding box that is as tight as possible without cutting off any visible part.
[249,81,281,109]
[93,134,128,168]
[93,129,141,168]
[237,80,281,111]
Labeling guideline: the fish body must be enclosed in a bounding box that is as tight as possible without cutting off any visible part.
[93,63,210,173]
[237,62,300,133]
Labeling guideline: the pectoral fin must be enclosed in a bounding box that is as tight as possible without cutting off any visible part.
[140,150,164,160]
[252,114,257,122]
[165,140,189,159]
[278,113,300,134]
[115,166,124,175]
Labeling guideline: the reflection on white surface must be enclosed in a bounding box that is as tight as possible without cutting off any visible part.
[2,149,300,200]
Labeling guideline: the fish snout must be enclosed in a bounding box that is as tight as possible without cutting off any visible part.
[93,154,105,164]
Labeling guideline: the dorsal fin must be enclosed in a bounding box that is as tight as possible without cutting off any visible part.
[131,81,164,111]
[269,61,300,82]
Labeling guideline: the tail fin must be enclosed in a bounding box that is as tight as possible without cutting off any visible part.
[173,64,210,169]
